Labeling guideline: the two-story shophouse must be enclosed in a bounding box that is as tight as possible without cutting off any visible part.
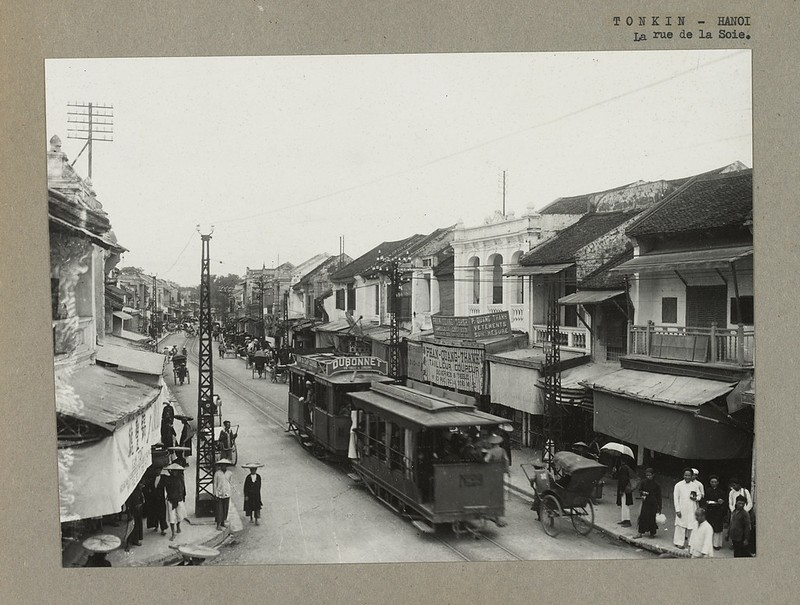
[484,177,708,447]
[585,166,754,484]
[49,136,168,560]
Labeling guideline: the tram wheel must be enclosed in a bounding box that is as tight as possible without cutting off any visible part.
[540,494,562,537]
[570,500,594,536]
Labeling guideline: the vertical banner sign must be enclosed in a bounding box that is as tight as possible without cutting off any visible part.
[421,342,485,393]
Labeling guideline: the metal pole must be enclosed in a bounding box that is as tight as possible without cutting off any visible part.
[195,230,217,516]
[87,103,93,179]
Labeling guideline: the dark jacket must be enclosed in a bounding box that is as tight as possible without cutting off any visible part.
[729,507,752,542]
[243,473,263,513]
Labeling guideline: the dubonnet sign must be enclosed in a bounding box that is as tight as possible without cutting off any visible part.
[431,311,511,340]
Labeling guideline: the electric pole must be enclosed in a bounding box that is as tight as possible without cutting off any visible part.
[374,249,411,379]
[67,102,113,180]
[195,226,216,516]
[542,279,563,471]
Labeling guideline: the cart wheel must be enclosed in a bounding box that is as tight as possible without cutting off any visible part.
[540,494,562,537]
[570,500,594,536]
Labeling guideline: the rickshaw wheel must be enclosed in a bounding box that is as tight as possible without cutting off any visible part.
[570,500,594,535]
[540,494,562,537]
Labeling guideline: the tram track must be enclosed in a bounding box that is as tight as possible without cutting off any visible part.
[434,531,525,562]
[178,334,527,561]
[184,336,289,428]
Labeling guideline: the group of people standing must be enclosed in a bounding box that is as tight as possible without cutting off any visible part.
[617,462,753,558]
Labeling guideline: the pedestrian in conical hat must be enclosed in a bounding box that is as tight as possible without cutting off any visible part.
[242,463,264,525]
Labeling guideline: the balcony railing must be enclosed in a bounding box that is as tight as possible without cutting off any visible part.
[531,324,590,352]
[628,322,754,366]
[487,303,504,314]
[468,304,481,316]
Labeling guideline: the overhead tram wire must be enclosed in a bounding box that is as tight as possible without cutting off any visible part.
[209,50,749,227]
[159,228,197,278]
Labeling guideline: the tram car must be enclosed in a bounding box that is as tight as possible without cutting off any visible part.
[347,380,508,533]
[287,353,394,457]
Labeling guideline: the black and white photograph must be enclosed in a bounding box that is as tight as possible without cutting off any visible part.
[45,50,754,567]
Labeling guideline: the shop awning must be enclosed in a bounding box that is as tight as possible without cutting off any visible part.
[584,368,736,408]
[55,364,162,431]
[56,366,166,522]
[592,390,751,460]
[96,342,166,376]
[112,311,133,320]
[505,263,573,277]
[611,245,753,274]
[312,318,352,333]
[558,290,624,305]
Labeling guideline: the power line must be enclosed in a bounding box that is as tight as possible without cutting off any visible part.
[159,229,197,277]
[211,51,748,226]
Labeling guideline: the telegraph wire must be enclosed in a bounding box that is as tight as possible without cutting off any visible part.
[210,51,749,226]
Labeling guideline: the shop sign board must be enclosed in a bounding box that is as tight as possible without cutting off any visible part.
[421,342,485,393]
[431,311,511,340]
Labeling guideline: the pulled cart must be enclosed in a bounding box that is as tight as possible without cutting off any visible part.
[521,451,607,537]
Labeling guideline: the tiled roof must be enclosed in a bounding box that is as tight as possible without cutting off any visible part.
[579,248,633,290]
[294,254,353,289]
[329,234,425,282]
[626,169,752,237]
[538,182,640,215]
[520,211,638,266]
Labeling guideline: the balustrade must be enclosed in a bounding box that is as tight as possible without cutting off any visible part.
[627,322,754,365]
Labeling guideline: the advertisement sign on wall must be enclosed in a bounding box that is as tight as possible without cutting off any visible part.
[431,311,511,340]
[420,342,485,393]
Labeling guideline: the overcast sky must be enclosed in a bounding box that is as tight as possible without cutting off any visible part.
[45,51,751,286]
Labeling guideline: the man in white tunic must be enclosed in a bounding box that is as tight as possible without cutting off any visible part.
[689,508,714,557]
[673,468,704,548]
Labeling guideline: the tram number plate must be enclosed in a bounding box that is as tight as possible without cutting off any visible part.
[459,473,484,488]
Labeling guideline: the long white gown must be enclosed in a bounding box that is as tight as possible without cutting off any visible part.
[673,479,703,530]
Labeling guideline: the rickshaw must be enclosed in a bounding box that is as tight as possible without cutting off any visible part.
[521,451,607,537]
[172,354,189,385]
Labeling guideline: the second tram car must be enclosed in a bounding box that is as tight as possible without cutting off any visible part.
[287,353,393,456]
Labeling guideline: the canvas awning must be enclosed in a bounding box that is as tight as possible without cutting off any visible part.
[558,290,624,305]
[112,311,133,320]
[96,342,166,376]
[504,263,573,277]
[584,368,736,409]
[56,366,166,522]
[611,245,753,274]
[592,390,751,460]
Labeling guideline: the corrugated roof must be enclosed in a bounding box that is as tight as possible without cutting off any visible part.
[55,364,161,431]
[626,169,752,237]
[558,290,624,305]
[583,369,736,408]
[96,343,165,375]
[611,245,753,274]
[520,211,637,266]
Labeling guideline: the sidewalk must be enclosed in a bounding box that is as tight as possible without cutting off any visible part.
[66,382,244,567]
[505,446,733,559]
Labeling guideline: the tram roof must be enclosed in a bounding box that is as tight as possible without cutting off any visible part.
[349,384,506,428]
